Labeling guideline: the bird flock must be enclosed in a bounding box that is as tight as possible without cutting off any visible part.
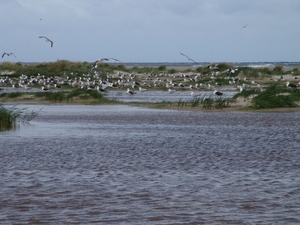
[0,61,299,102]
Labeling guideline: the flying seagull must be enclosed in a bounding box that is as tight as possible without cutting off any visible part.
[101,58,121,62]
[241,24,248,29]
[2,52,16,58]
[180,52,197,64]
[90,58,121,71]
[90,58,107,71]
[39,36,53,47]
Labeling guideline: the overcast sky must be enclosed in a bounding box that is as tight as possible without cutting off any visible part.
[1,0,299,63]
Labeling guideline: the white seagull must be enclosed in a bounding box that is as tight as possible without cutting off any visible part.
[191,91,201,98]
[2,52,16,58]
[180,52,197,64]
[39,36,53,47]
[168,88,176,94]
[139,87,147,92]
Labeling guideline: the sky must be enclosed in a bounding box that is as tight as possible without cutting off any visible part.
[1,0,300,63]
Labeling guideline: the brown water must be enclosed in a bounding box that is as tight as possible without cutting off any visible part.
[1,105,300,224]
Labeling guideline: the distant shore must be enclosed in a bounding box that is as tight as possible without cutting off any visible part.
[1,61,300,111]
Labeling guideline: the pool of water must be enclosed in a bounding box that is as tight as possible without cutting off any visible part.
[1,104,300,224]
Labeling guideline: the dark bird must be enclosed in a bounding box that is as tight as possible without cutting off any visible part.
[39,36,53,47]
[96,86,108,93]
[2,52,16,58]
[214,90,224,96]
[286,81,297,88]
[126,88,136,95]
[102,58,121,62]
[90,59,104,71]
[241,24,248,29]
[41,86,49,91]
[180,52,197,64]
[90,58,120,71]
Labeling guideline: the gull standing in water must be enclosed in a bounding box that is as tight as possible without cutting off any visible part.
[191,91,201,98]
[127,88,136,95]
[2,52,16,58]
[180,52,197,64]
[214,90,224,96]
[39,36,53,47]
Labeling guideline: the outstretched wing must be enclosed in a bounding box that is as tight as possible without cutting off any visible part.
[180,52,197,63]
[180,52,189,59]
[109,58,121,62]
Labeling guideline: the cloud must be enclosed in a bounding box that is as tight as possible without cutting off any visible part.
[1,0,299,62]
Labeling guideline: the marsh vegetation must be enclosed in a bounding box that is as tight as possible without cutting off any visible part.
[0,104,39,131]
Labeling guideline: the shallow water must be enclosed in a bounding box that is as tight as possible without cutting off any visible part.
[0,87,237,103]
[105,90,237,102]
[1,105,300,224]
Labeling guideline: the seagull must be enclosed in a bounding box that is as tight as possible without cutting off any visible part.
[214,90,224,96]
[39,36,53,47]
[41,86,49,91]
[180,52,197,64]
[191,91,201,98]
[168,88,176,94]
[96,86,108,93]
[241,24,248,29]
[2,52,16,58]
[90,58,120,71]
[127,88,136,95]
[286,81,297,88]
[102,58,121,62]
[139,87,147,92]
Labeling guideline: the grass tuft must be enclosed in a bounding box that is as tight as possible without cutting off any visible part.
[0,104,39,131]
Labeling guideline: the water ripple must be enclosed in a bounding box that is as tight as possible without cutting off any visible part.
[1,105,300,224]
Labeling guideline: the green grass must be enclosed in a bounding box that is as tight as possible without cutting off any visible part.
[0,92,23,98]
[252,84,300,109]
[202,98,214,109]
[175,95,232,110]
[0,104,18,130]
[0,104,39,131]
[233,89,258,99]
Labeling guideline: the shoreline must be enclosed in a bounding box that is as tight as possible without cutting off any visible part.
[1,61,300,112]
[2,98,300,113]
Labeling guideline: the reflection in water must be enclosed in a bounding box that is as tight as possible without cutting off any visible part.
[105,90,237,102]
[1,104,300,224]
